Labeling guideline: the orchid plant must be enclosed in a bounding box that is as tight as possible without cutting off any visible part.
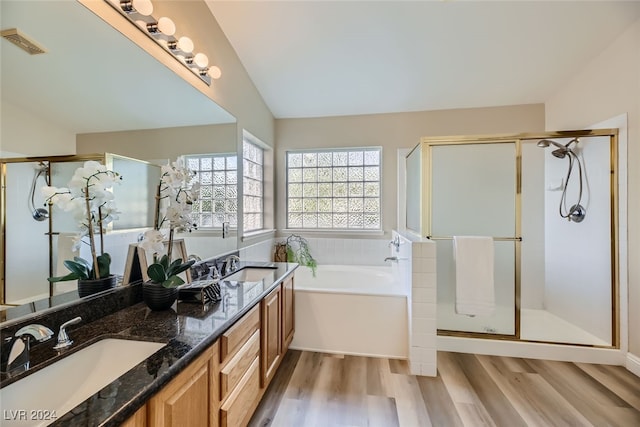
[42,161,121,282]
[139,157,199,288]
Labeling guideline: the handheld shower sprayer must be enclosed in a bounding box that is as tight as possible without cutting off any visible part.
[29,162,50,222]
[537,138,585,223]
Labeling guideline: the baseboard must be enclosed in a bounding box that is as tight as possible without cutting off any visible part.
[438,336,625,365]
[289,344,407,360]
[626,352,640,377]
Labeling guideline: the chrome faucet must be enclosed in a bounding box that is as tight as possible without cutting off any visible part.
[53,316,82,350]
[389,235,400,252]
[222,255,240,276]
[2,324,54,373]
[384,256,398,262]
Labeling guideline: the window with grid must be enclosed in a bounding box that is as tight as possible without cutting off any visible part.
[286,148,381,230]
[243,140,264,232]
[185,154,237,229]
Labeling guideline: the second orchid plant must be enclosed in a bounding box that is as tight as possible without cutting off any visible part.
[139,157,199,287]
[42,161,121,282]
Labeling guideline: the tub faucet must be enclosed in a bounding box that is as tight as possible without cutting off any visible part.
[384,256,398,262]
[2,324,54,373]
[223,255,240,276]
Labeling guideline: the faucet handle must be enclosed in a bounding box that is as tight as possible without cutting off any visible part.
[53,316,82,350]
[210,265,221,280]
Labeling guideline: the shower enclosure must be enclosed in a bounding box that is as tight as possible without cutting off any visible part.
[0,154,160,305]
[406,129,619,347]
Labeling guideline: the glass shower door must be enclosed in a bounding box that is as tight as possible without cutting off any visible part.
[430,142,517,336]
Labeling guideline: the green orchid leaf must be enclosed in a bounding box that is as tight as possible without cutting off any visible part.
[167,258,183,275]
[48,272,80,282]
[73,257,91,270]
[96,253,111,277]
[63,260,89,280]
[162,275,185,288]
[147,263,166,283]
[160,254,170,270]
[170,259,195,277]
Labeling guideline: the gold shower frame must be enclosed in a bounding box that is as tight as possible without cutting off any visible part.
[415,129,619,348]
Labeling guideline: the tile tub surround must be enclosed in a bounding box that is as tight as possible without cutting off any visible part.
[391,230,437,377]
[0,262,297,427]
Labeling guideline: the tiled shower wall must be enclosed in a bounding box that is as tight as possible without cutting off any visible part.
[392,230,437,377]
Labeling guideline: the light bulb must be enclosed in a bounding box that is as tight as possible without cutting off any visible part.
[194,53,209,68]
[177,36,194,54]
[132,0,153,16]
[157,17,176,36]
[207,66,222,80]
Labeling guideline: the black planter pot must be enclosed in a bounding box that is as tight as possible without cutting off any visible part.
[143,282,178,311]
[77,275,117,298]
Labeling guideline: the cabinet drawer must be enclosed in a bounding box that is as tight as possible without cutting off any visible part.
[220,330,260,402]
[220,357,260,427]
[220,304,260,364]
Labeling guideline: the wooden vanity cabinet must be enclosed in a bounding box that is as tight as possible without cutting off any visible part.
[260,285,282,387]
[261,273,295,387]
[219,305,262,427]
[281,275,295,352]
[122,272,295,427]
[121,405,147,427]
[148,342,219,427]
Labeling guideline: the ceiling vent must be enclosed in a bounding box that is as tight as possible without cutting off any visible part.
[1,28,47,55]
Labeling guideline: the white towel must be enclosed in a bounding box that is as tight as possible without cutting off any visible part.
[453,236,495,316]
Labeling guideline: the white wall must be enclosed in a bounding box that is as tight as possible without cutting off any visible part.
[4,163,50,303]
[543,137,612,344]
[1,103,76,157]
[520,141,546,309]
[545,18,639,355]
[275,104,545,239]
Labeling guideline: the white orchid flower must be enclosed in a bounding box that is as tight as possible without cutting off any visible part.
[140,229,165,255]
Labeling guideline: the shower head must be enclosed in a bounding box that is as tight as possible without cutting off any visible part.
[537,138,579,159]
[551,148,567,159]
[29,161,50,222]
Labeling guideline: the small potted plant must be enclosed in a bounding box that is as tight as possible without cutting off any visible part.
[42,161,122,297]
[285,234,317,276]
[139,157,199,310]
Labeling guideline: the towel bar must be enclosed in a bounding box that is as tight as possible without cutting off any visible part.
[426,236,522,241]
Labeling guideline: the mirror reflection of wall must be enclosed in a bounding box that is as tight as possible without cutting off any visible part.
[1,0,238,309]
[77,123,240,261]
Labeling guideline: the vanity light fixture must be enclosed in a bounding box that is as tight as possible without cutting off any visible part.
[106,0,221,85]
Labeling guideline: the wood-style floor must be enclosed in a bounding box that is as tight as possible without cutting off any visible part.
[249,350,640,427]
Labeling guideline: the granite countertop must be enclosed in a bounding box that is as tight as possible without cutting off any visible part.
[0,262,297,427]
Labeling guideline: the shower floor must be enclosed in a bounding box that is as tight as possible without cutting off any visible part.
[520,308,610,346]
[437,303,610,346]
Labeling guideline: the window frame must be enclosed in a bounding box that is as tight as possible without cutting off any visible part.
[285,146,383,232]
[242,137,265,233]
[184,153,238,230]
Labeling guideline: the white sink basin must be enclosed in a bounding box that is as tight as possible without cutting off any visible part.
[0,338,165,426]
[225,268,275,282]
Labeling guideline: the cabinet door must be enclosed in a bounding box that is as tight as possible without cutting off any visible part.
[260,286,282,387]
[148,343,219,427]
[281,275,295,351]
[121,405,146,427]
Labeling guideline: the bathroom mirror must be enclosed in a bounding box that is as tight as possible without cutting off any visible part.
[0,0,238,316]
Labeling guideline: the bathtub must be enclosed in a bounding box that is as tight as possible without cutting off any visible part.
[290,265,408,358]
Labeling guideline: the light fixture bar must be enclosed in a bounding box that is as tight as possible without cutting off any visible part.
[105,0,223,86]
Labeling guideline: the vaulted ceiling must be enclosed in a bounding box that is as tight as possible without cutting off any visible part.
[207,1,640,119]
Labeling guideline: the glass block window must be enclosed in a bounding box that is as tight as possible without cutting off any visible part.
[243,140,264,232]
[185,154,237,229]
[286,148,381,230]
